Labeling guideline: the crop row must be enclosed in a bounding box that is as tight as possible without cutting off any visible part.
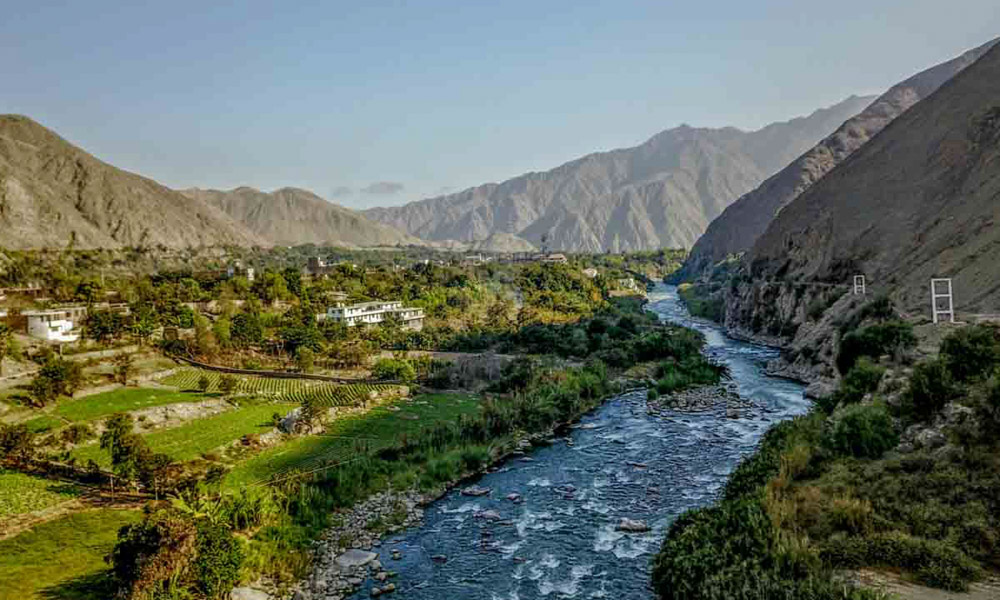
[160,369,401,407]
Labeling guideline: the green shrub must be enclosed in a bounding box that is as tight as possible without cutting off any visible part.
[824,403,898,459]
[904,359,958,422]
[822,532,982,591]
[939,325,1000,383]
[837,321,915,374]
[821,358,885,413]
[194,520,244,599]
[372,358,417,382]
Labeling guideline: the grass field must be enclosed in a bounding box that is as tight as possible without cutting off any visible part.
[0,508,141,600]
[53,387,213,423]
[0,470,81,519]
[72,402,296,467]
[22,414,65,433]
[224,393,480,489]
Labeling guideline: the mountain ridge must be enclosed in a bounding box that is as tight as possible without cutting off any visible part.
[747,40,1000,313]
[180,186,419,248]
[0,115,417,250]
[677,37,1000,281]
[364,96,874,252]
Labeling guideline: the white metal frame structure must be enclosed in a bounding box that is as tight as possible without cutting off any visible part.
[931,278,955,324]
[853,275,866,295]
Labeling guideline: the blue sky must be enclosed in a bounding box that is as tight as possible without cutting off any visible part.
[2,1,998,208]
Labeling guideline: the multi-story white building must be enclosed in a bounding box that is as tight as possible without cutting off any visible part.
[325,301,424,330]
[22,307,86,343]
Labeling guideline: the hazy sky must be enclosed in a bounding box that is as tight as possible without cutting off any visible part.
[3,1,998,209]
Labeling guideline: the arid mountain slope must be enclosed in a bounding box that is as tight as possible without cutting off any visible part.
[679,38,998,280]
[748,42,1000,315]
[0,115,262,249]
[181,187,418,247]
[365,96,872,252]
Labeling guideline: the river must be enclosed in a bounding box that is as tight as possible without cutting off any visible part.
[351,285,810,599]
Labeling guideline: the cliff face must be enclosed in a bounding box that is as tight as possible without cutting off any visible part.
[719,40,1000,390]
[366,97,872,252]
[677,38,998,282]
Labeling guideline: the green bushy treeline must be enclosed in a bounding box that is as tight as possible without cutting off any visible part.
[653,321,1000,599]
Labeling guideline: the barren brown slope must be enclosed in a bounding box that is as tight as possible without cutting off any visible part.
[748,42,1000,314]
[181,187,418,247]
[678,38,998,281]
[365,96,872,253]
[0,115,262,250]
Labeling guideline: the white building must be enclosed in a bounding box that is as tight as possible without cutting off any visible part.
[23,307,85,343]
[326,301,425,330]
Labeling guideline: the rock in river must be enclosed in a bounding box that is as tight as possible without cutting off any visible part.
[461,485,491,497]
[616,518,651,533]
[335,549,378,569]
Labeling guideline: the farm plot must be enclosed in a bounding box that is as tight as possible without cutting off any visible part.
[53,388,211,423]
[224,393,480,489]
[72,403,296,467]
[0,470,81,520]
[160,368,402,407]
[0,508,140,600]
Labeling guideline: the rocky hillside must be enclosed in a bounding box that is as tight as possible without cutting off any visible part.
[0,115,262,250]
[678,38,998,281]
[723,41,1000,387]
[181,187,419,248]
[365,96,873,252]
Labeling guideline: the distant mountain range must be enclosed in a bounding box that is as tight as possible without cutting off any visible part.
[180,186,418,248]
[747,40,1000,314]
[364,96,874,252]
[0,115,414,250]
[678,38,999,281]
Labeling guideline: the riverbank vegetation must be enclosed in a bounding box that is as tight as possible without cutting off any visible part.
[88,300,719,599]
[1,245,727,599]
[652,322,1000,599]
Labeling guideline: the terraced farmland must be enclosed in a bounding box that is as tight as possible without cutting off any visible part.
[160,368,403,407]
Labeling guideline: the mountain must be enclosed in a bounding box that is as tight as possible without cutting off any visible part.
[181,187,419,248]
[678,38,999,281]
[468,232,536,253]
[748,41,1000,314]
[365,96,873,253]
[0,115,262,250]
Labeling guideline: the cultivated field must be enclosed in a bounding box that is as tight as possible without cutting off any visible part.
[161,368,401,407]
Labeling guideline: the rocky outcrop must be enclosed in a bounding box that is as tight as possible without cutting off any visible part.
[366,97,872,252]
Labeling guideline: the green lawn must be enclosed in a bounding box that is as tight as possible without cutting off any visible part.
[0,508,140,600]
[54,387,214,423]
[23,414,65,434]
[72,403,296,467]
[0,470,81,519]
[224,393,480,489]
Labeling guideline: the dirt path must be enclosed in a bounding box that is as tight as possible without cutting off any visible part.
[855,569,1000,600]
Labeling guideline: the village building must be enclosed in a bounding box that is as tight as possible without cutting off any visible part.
[18,303,130,343]
[325,301,424,330]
